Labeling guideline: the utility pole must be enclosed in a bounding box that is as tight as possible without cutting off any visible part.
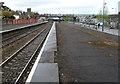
[72,10,74,17]
[102,0,105,31]
[102,0,106,31]
[72,10,75,23]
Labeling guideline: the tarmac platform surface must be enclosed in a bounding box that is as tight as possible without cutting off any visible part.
[55,22,118,83]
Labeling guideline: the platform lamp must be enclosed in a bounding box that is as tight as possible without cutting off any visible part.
[102,0,106,31]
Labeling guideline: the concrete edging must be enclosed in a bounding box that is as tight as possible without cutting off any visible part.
[26,22,59,83]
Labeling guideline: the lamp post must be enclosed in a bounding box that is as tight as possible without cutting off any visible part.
[102,0,106,31]
[72,10,74,17]
[58,13,61,23]
[102,0,105,31]
[72,10,75,23]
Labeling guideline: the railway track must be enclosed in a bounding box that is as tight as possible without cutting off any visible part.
[2,22,49,62]
[1,22,52,83]
[1,22,47,48]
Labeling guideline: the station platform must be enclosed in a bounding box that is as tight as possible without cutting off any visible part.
[1,21,48,33]
[26,22,59,83]
[74,22,119,36]
[26,22,118,83]
[55,22,118,82]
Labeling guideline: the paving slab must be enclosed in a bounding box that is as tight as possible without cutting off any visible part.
[43,24,57,52]
[30,63,59,83]
[26,22,59,83]
[39,22,57,63]
[39,51,54,63]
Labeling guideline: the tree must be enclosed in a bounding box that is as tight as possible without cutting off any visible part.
[63,17,73,21]
[97,10,102,21]
[0,10,15,19]
[28,12,39,19]
[97,6,108,22]
[29,12,34,18]
[3,11,13,17]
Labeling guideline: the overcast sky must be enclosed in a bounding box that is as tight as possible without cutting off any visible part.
[1,0,119,14]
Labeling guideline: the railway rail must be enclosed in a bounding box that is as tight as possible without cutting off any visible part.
[1,22,52,83]
[1,22,47,48]
[2,22,49,62]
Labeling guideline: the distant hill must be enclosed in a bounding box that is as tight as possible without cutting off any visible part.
[74,14,94,16]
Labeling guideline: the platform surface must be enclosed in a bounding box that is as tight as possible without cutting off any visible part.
[26,22,59,83]
[30,63,59,83]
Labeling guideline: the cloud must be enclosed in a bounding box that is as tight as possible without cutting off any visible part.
[1,0,119,14]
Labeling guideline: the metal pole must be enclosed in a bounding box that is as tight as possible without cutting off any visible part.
[102,0,105,31]
[73,10,74,17]
[73,10,74,23]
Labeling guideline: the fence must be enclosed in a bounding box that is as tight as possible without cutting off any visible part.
[1,19,38,25]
